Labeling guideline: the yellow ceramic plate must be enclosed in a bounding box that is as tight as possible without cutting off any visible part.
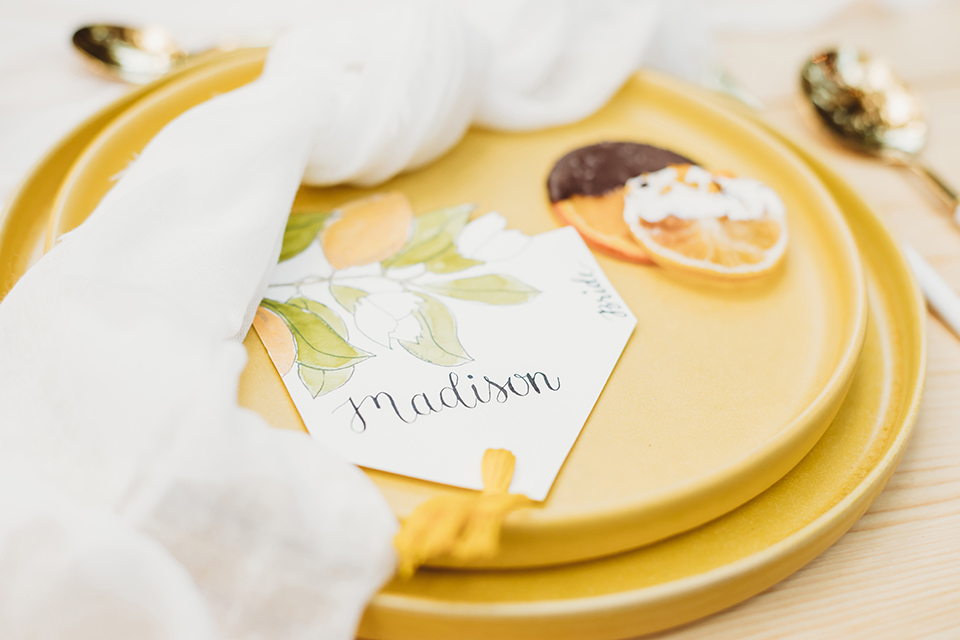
[0,57,923,639]
[47,50,868,569]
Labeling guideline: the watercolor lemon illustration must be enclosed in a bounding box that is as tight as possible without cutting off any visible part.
[255,192,539,398]
[252,306,296,376]
[321,192,413,269]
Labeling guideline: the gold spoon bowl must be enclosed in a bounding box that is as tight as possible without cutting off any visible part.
[72,24,187,85]
[801,46,958,215]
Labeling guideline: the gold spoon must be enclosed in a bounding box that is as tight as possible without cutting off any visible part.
[801,45,960,338]
[72,24,189,84]
[800,45,959,217]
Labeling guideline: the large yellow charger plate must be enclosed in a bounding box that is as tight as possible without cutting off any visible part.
[0,52,924,637]
[45,50,867,572]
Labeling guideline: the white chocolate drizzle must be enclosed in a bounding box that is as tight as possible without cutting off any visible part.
[622,165,786,224]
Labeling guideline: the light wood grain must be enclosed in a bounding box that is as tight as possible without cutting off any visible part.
[648,2,960,637]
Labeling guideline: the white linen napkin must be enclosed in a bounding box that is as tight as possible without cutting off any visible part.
[0,1,664,638]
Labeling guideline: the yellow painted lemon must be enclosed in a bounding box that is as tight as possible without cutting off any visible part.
[253,306,296,376]
[321,192,414,269]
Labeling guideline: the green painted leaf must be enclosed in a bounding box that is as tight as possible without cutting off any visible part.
[280,212,332,262]
[423,274,539,305]
[423,245,483,274]
[330,285,368,313]
[286,297,347,338]
[261,298,371,370]
[298,364,354,398]
[382,204,474,269]
[399,294,472,366]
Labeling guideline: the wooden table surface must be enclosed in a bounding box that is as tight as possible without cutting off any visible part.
[650,3,960,638]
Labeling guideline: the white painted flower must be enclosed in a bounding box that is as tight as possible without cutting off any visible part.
[455,212,528,262]
[393,312,422,342]
[353,291,421,347]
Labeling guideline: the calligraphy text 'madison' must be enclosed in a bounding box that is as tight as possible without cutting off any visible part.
[339,371,561,433]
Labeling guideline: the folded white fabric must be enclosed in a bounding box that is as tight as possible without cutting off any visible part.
[0,1,663,637]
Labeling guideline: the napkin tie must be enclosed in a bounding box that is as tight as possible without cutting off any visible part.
[394,448,530,578]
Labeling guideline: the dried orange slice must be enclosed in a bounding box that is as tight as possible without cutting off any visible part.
[552,188,653,264]
[546,142,695,264]
[623,165,788,279]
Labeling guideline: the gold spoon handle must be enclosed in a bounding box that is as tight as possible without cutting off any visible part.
[903,158,960,218]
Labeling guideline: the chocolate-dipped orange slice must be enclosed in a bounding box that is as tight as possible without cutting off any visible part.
[547,142,693,263]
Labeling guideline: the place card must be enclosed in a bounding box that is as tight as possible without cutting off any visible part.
[256,193,635,500]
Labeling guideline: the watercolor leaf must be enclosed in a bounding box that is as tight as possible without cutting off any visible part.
[423,274,539,305]
[423,245,483,274]
[261,298,371,371]
[382,204,474,269]
[280,212,332,262]
[399,293,472,366]
[330,285,369,314]
[286,296,348,338]
[298,363,354,398]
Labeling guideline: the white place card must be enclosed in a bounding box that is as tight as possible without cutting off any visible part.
[257,196,635,500]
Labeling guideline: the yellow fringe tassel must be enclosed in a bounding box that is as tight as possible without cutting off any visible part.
[394,448,530,579]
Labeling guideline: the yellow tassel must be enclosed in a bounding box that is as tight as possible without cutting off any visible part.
[394,448,530,579]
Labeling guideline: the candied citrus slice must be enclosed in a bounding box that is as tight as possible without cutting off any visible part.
[546,141,695,264]
[624,165,788,279]
[552,188,653,264]
[630,214,787,278]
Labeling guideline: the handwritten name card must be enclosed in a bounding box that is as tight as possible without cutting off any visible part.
[258,195,635,500]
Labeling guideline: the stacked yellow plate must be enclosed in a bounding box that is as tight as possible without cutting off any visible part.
[0,48,924,639]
